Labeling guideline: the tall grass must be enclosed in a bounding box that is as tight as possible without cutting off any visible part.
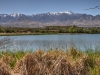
[0,48,100,75]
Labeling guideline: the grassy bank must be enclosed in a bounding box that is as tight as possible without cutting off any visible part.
[0,33,53,36]
[0,48,100,75]
[0,33,86,36]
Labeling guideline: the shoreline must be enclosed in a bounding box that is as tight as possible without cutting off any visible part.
[0,33,51,36]
[0,32,100,36]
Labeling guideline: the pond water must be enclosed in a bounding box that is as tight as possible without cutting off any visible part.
[0,34,100,51]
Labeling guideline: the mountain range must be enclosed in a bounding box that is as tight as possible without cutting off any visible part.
[0,11,100,28]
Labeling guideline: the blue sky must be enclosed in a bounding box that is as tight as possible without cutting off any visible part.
[0,0,100,15]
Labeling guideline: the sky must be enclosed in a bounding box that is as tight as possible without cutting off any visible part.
[0,0,100,15]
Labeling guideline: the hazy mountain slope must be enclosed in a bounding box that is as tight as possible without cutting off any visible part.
[0,11,100,27]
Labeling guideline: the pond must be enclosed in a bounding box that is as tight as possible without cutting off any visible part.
[0,34,100,51]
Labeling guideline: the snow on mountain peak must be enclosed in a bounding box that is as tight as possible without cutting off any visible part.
[64,11,74,14]
[47,11,76,15]
[0,14,8,18]
[3,15,7,17]
[10,13,21,17]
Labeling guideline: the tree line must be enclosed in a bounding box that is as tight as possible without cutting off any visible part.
[0,25,100,34]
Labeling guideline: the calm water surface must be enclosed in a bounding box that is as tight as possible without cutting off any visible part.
[0,34,100,51]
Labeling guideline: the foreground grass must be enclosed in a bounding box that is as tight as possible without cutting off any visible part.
[0,48,100,75]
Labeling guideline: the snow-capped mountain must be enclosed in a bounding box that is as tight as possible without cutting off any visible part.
[0,11,100,27]
[0,14,8,18]
[45,11,77,15]
[10,13,24,17]
[0,13,25,18]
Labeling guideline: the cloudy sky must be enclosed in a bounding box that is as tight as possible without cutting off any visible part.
[0,0,100,15]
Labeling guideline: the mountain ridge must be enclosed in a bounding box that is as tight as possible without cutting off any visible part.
[0,11,100,28]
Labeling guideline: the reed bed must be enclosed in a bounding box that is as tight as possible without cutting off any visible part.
[0,48,100,75]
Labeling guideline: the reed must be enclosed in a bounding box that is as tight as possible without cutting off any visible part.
[0,48,100,75]
[0,60,12,75]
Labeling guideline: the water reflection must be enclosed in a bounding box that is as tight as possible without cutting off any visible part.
[0,34,100,51]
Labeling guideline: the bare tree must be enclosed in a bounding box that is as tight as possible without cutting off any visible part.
[83,5,100,10]
[0,36,13,50]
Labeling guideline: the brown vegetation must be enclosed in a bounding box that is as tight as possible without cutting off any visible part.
[0,49,97,75]
[0,60,12,75]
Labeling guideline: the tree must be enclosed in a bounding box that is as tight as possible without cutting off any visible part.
[75,27,83,33]
[69,26,74,33]
[0,26,5,33]
[5,27,14,33]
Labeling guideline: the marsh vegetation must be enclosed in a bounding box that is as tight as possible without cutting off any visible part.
[0,47,100,75]
[0,34,100,75]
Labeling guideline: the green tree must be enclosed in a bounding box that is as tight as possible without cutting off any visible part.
[90,28,98,33]
[0,27,5,33]
[69,26,74,33]
[5,27,14,33]
[75,27,83,33]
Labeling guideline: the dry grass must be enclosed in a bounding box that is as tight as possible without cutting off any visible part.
[0,49,100,75]
[0,60,12,75]
[14,51,74,75]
